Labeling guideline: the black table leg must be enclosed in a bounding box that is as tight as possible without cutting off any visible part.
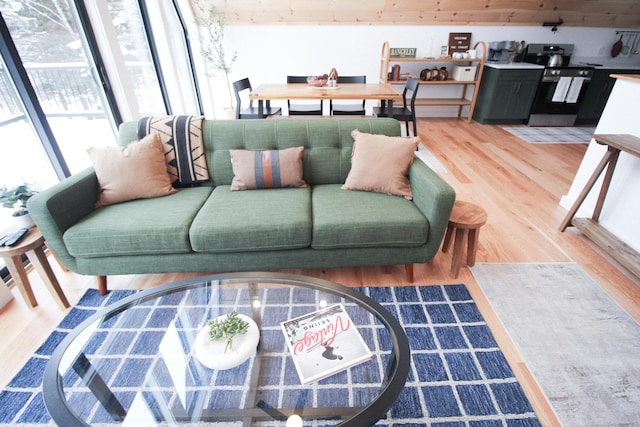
[73,353,127,421]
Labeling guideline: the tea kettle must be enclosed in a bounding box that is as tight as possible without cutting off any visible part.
[547,50,564,67]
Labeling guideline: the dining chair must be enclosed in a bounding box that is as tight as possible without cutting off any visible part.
[232,78,282,119]
[372,77,420,137]
[286,75,323,115]
[330,75,366,116]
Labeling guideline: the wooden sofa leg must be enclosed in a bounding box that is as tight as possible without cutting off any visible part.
[97,276,108,296]
[405,264,414,283]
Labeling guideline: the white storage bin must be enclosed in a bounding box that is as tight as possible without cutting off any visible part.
[452,65,478,81]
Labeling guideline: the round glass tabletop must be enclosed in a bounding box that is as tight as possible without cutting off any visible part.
[43,272,410,426]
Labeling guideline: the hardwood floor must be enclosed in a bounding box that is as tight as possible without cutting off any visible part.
[1,118,639,426]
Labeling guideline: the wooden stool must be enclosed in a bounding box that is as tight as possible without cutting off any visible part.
[442,201,488,278]
[0,226,70,310]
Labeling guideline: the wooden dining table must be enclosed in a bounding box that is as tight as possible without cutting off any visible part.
[249,83,403,117]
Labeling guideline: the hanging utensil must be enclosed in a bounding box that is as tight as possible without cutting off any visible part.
[632,33,639,55]
[611,34,623,57]
[621,33,630,55]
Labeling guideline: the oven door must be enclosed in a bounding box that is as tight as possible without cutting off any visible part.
[528,75,590,126]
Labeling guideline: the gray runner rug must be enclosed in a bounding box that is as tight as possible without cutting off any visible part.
[503,127,595,144]
[471,262,640,426]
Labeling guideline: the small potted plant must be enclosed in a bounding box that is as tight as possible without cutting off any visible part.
[0,184,37,228]
[194,310,259,370]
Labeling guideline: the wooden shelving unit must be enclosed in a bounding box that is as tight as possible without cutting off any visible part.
[379,40,487,122]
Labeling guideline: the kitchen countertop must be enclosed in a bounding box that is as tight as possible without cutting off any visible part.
[484,59,640,70]
[571,57,640,70]
[484,62,544,70]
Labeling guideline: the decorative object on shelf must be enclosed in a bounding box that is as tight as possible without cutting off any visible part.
[420,66,448,81]
[307,74,329,87]
[448,32,472,54]
[390,47,416,58]
[0,183,37,228]
[194,311,260,370]
[391,64,401,81]
[452,65,477,81]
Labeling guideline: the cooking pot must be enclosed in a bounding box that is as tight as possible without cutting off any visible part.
[547,53,563,67]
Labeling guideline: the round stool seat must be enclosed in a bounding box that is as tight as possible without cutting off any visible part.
[449,201,487,229]
[442,201,488,278]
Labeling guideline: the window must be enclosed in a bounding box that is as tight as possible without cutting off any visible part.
[1,0,118,175]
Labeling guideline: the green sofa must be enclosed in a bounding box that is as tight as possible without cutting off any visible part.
[29,118,455,294]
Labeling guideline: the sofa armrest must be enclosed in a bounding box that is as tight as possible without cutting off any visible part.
[27,168,99,271]
[409,160,456,257]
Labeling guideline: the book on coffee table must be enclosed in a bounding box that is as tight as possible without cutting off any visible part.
[281,303,373,385]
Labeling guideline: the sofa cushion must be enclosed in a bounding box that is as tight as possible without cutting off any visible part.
[189,185,312,253]
[64,187,212,257]
[137,115,209,186]
[87,133,177,207]
[341,130,418,200]
[229,147,307,190]
[311,184,428,249]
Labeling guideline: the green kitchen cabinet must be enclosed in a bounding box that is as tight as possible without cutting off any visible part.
[473,67,544,124]
[576,68,640,125]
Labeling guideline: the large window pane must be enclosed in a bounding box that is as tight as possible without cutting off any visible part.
[105,0,166,117]
[0,60,58,232]
[1,0,117,174]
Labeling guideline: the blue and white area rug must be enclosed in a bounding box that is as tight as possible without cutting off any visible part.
[503,126,595,144]
[0,285,539,426]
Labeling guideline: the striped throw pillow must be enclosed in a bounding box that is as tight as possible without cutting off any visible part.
[229,147,307,191]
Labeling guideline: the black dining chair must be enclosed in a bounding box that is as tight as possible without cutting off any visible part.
[286,75,323,115]
[372,78,420,137]
[330,75,366,116]
[232,78,282,119]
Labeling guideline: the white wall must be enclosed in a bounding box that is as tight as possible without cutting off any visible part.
[202,24,640,118]
[560,77,640,252]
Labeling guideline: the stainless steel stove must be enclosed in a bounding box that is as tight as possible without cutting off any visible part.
[524,44,594,126]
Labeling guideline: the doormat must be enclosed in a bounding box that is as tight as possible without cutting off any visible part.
[503,126,595,144]
[0,285,539,426]
[471,262,640,427]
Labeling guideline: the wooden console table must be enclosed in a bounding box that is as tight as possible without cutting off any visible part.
[559,134,640,278]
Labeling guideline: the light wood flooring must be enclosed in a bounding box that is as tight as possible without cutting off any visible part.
[2,118,639,426]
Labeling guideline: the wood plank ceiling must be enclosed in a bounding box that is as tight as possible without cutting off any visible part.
[194,0,640,28]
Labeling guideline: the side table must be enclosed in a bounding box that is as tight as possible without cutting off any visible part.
[442,200,488,278]
[0,227,70,310]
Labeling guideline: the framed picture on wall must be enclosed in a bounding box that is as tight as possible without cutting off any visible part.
[448,33,472,53]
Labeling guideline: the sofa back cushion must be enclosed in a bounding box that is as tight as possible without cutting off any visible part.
[118,118,401,186]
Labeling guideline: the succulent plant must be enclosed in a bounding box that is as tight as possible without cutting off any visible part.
[208,311,250,353]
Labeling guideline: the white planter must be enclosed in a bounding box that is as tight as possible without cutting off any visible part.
[0,283,14,309]
[13,213,35,229]
[194,313,259,370]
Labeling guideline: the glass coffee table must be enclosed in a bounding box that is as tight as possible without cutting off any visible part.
[43,272,410,426]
